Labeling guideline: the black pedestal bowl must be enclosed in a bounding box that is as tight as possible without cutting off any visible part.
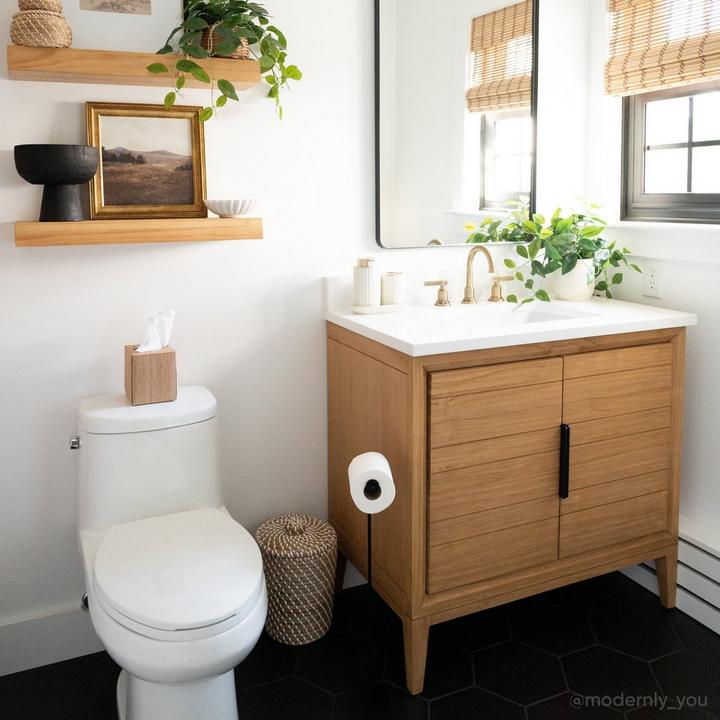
[14,144,99,222]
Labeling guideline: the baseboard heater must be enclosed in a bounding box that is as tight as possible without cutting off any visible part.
[622,529,720,635]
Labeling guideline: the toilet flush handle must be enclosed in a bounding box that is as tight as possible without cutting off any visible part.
[69,436,81,450]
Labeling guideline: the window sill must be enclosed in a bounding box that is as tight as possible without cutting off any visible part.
[445,209,510,219]
[608,220,720,233]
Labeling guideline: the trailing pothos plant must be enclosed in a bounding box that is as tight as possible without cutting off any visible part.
[464,198,536,244]
[501,206,642,305]
[147,0,302,121]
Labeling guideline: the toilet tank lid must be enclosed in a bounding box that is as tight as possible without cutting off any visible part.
[78,386,217,434]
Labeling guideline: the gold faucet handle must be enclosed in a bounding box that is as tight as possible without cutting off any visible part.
[424,280,450,307]
[489,275,514,303]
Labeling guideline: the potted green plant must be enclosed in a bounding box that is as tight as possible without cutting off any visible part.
[502,207,642,304]
[464,198,535,244]
[148,0,302,121]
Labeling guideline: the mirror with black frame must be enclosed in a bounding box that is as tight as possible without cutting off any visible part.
[376,0,538,248]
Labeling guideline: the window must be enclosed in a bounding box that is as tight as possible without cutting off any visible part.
[623,81,720,223]
[466,0,534,210]
[480,109,532,208]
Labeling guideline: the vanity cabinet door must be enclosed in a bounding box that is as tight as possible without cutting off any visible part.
[559,344,674,558]
[427,358,563,593]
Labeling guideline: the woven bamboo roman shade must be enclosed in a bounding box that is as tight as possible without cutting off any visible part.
[606,0,720,95]
[466,0,533,113]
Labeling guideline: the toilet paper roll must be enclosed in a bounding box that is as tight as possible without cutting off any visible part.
[348,452,396,514]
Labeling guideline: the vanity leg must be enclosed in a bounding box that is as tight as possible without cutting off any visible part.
[335,551,347,593]
[402,616,429,695]
[656,546,678,609]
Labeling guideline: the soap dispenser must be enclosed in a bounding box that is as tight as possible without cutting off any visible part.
[353,258,381,308]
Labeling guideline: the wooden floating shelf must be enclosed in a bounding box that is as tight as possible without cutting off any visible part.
[15,218,264,247]
[7,45,261,89]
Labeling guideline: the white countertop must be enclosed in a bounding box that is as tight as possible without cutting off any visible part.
[326,299,697,357]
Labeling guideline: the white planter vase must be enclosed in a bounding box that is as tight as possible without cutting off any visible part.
[554,259,595,301]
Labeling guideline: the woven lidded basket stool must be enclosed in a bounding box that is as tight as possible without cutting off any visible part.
[11,7,72,48]
[255,514,337,645]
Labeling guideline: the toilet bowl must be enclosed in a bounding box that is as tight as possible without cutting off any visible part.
[76,387,267,720]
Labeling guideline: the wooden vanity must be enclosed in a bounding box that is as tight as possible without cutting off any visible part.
[327,320,686,695]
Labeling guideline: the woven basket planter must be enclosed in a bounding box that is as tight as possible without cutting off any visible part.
[201,29,250,60]
[19,0,63,12]
[255,514,337,646]
[11,9,71,48]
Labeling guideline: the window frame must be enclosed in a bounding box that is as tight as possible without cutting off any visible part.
[622,79,720,224]
[479,108,533,210]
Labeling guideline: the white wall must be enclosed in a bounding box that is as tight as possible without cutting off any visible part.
[3,0,717,675]
[583,0,720,538]
[0,0,373,673]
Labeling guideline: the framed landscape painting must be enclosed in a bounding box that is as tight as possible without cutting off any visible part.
[86,103,207,220]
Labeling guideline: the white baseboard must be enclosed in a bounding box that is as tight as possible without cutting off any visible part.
[622,516,720,636]
[342,559,367,589]
[622,563,720,635]
[0,604,102,677]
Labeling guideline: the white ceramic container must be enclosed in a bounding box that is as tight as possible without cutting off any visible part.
[554,259,596,301]
[205,199,257,218]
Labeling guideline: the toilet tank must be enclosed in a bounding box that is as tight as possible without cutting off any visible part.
[77,386,223,533]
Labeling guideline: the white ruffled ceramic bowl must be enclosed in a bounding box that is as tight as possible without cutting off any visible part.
[205,199,257,218]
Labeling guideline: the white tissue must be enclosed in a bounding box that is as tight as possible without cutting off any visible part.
[348,452,396,514]
[136,310,176,353]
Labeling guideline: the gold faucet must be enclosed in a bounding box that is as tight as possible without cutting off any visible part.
[462,246,496,304]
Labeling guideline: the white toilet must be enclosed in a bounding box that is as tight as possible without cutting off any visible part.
[76,386,267,720]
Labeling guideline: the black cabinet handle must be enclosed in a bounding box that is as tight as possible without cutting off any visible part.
[559,424,571,499]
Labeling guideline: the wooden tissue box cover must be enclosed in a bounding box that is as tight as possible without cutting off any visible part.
[124,345,177,406]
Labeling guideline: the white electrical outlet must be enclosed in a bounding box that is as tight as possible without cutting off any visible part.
[642,260,663,299]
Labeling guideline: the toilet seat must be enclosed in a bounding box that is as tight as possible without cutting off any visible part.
[93,508,264,642]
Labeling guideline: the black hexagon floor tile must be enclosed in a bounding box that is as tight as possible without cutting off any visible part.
[544,575,621,615]
[295,631,385,695]
[430,605,511,652]
[563,645,659,709]
[0,652,118,720]
[627,706,714,719]
[386,637,474,700]
[670,612,720,659]
[606,574,678,618]
[429,686,524,720]
[473,640,566,705]
[236,676,333,720]
[652,649,720,712]
[509,596,596,656]
[591,606,683,660]
[234,632,300,689]
[332,682,427,720]
[527,692,624,719]
[332,585,403,647]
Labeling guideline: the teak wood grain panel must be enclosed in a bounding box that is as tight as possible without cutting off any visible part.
[561,470,669,515]
[428,518,559,593]
[327,338,411,611]
[564,344,672,379]
[559,491,669,558]
[15,218,263,247]
[563,365,672,424]
[430,358,562,398]
[570,428,671,490]
[571,407,672,447]
[429,450,559,522]
[431,382,562,448]
[7,45,261,89]
[430,496,558,547]
[431,428,559,474]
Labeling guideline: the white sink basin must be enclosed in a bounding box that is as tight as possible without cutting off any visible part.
[326,298,697,357]
[416,303,598,332]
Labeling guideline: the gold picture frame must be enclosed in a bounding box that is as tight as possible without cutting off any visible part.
[86,102,207,220]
